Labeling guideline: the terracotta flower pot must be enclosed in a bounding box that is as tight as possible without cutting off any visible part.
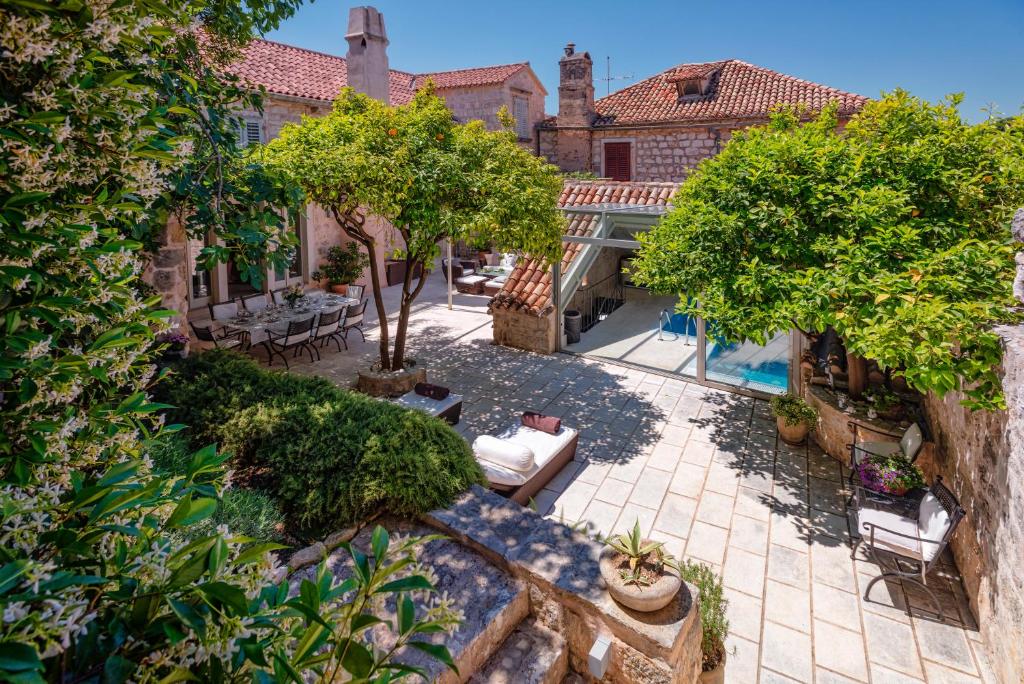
[330,283,349,295]
[777,417,809,445]
[599,545,681,613]
[699,645,726,684]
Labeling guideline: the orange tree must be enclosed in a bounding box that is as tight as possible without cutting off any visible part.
[631,93,1024,409]
[264,88,564,371]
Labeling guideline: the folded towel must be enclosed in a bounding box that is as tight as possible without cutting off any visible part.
[414,382,450,400]
[522,411,560,434]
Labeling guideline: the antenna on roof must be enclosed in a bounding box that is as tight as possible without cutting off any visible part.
[601,56,633,96]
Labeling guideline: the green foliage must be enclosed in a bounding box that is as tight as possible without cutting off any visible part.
[263,85,565,370]
[151,434,286,543]
[320,242,370,285]
[677,560,729,668]
[632,92,1024,410]
[0,0,460,679]
[769,393,819,427]
[156,351,485,532]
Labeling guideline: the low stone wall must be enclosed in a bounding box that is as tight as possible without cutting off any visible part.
[920,323,1024,684]
[805,385,908,463]
[492,307,557,354]
[425,486,703,683]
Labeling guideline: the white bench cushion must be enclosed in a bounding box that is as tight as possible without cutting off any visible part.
[473,435,534,472]
[475,423,578,490]
[395,391,463,417]
[456,275,488,286]
[917,492,951,561]
[857,507,925,560]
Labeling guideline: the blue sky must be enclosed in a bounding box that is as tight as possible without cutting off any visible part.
[267,0,1024,122]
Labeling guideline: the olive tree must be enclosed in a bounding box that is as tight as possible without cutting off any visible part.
[631,92,1024,409]
[264,89,565,371]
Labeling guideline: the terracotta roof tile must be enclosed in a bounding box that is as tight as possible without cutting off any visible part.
[226,39,528,106]
[413,63,530,90]
[540,59,867,128]
[490,180,679,317]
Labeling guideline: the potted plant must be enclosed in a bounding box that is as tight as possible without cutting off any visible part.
[599,520,681,612]
[856,453,926,496]
[155,330,189,361]
[319,243,368,295]
[282,283,305,308]
[678,560,729,684]
[769,393,818,445]
[864,387,905,422]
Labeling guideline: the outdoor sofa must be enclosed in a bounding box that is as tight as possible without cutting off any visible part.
[473,419,579,505]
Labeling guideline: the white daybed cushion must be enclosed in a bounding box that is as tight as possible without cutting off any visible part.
[917,492,951,562]
[473,435,534,472]
[475,423,578,489]
[857,507,922,560]
[456,274,487,286]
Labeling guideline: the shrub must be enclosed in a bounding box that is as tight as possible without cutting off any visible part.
[769,393,819,427]
[678,560,729,671]
[151,434,286,544]
[157,351,484,532]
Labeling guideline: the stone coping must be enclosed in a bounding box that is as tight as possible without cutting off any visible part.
[423,485,699,665]
[806,384,907,462]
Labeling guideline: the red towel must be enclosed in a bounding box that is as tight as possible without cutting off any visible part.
[414,382,450,400]
[522,411,560,434]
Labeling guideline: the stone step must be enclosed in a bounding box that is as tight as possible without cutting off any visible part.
[290,517,528,684]
[469,618,568,684]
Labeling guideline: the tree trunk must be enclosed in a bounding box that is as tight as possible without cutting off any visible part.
[391,255,428,371]
[847,352,867,400]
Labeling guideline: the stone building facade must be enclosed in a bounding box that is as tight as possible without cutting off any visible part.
[538,45,866,182]
[161,6,548,320]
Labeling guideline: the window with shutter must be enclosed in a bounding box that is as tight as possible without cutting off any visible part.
[237,117,264,147]
[513,96,530,140]
[604,142,632,181]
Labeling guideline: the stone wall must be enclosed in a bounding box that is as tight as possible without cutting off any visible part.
[921,324,1024,684]
[591,128,721,182]
[143,215,189,328]
[492,307,557,354]
[438,69,546,145]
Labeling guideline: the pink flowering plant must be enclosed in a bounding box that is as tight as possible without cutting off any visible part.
[156,330,190,351]
[857,453,926,495]
[0,0,461,680]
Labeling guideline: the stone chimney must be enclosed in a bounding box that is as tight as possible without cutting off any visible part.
[557,42,595,127]
[345,6,390,105]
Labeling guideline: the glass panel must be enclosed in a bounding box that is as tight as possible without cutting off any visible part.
[189,234,211,303]
[704,328,790,394]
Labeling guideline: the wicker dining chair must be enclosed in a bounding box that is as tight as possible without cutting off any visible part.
[341,299,367,342]
[189,321,244,350]
[312,306,347,352]
[259,315,316,369]
[241,292,270,313]
[208,299,239,322]
[850,476,965,621]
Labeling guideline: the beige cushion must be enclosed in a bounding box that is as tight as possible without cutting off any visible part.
[473,435,534,472]
[477,459,529,487]
[495,423,577,470]
[857,507,922,559]
[900,423,924,459]
[917,492,951,562]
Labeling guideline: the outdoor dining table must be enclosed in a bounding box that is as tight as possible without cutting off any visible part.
[224,294,359,337]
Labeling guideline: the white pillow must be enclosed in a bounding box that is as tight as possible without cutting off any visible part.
[473,435,535,472]
[917,492,951,562]
[477,459,528,487]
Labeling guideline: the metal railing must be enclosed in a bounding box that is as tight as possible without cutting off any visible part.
[570,271,624,332]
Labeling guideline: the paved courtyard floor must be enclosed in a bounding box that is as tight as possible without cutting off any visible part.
[254,276,994,684]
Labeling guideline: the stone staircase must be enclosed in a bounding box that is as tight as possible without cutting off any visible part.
[469,618,568,684]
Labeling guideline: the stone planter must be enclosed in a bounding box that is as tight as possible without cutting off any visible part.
[356,365,425,397]
[599,545,681,613]
[776,418,809,445]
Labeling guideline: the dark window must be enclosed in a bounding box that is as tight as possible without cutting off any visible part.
[604,142,632,181]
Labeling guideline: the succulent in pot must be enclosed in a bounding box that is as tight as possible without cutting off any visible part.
[857,453,925,496]
[769,392,818,445]
[599,520,681,612]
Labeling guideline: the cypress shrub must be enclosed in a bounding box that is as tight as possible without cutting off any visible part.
[156,351,483,532]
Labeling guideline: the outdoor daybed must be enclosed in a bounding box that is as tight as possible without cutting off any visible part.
[473,419,579,504]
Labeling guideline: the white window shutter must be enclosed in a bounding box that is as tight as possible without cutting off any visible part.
[245,120,263,146]
[513,97,530,139]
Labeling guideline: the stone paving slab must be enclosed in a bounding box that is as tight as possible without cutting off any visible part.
[283,280,991,684]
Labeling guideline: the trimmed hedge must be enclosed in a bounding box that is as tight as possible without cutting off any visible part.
[156,351,484,533]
